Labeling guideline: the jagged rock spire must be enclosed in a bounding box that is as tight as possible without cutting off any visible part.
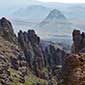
[72,29,85,53]
[0,17,18,44]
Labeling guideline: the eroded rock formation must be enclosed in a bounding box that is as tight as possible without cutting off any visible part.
[62,30,85,85]
[18,30,44,74]
[72,29,85,53]
[18,29,66,80]
[0,17,18,44]
[0,17,84,85]
[62,54,85,85]
[0,17,28,84]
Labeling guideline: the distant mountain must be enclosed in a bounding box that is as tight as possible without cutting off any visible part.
[36,9,74,40]
[11,4,85,35]
[39,9,66,26]
[46,9,66,20]
[12,5,51,22]
[9,4,85,40]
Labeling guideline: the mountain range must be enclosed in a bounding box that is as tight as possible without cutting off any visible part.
[2,3,83,45]
[13,5,50,22]
[11,4,85,20]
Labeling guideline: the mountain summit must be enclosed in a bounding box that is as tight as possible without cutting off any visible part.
[38,9,67,27]
[44,9,66,22]
[36,9,73,40]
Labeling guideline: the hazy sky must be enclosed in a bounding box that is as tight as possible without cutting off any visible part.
[38,0,85,3]
[0,0,85,16]
[0,0,85,8]
[0,0,36,16]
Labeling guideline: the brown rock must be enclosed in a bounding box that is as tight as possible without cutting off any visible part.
[0,17,18,44]
[62,54,85,85]
[72,29,85,53]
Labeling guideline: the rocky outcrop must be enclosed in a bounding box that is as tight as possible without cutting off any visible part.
[44,44,65,69]
[0,17,17,44]
[0,54,27,85]
[0,55,12,85]
[62,30,85,85]
[0,18,71,85]
[0,37,27,84]
[0,17,28,84]
[18,30,45,78]
[18,29,66,79]
[72,29,85,53]
[9,48,28,84]
[62,54,85,85]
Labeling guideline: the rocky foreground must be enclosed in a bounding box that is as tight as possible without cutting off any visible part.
[0,17,84,85]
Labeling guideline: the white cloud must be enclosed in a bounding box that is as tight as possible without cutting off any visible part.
[38,0,85,3]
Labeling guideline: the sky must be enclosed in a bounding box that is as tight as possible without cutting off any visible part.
[38,0,85,3]
[0,0,85,16]
[0,0,85,8]
[0,0,36,16]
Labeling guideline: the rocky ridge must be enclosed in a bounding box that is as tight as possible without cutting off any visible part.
[0,17,84,85]
[0,17,27,85]
[0,17,66,85]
